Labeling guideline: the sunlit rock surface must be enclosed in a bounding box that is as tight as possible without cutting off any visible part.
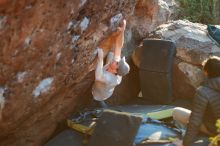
[0,0,138,145]
[152,20,220,98]
[0,0,185,145]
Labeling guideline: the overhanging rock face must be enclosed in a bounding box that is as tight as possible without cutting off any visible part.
[1,1,213,145]
[0,0,138,145]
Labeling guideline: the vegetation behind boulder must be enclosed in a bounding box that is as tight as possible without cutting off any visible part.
[178,0,220,24]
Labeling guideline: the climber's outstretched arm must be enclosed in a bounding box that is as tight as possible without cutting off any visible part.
[95,48,104,81]
[114,19,126,61]
[106,51,114,65]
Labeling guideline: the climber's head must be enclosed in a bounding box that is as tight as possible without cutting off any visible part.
[107,57,130,76]
[117,57,130,76]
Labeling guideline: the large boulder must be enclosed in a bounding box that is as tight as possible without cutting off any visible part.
[0,0,137,145]
[151,20,220,98]
[0,0,176,145]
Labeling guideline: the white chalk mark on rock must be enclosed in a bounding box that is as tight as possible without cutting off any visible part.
[56,53,62,62]
[80,17,90,32]
[80,0,87,7]
[67,21,74,30]
[72,35,80,44]
[24,36,32,46]
[110,13,123,31]
[33,77,54,97]
[0,87,6,120]
[17,72,28,83]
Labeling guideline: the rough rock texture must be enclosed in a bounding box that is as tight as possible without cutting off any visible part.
[151,20,220,98]
[129,0,171,38]
[0,0,176,145]
[163,0,179,19]
[122,0,171,57]
[0,0,139,145]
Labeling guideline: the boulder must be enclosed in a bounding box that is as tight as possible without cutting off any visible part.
[0,0,180,145]
[0,0,137,145]
[129,0,171,38]
[123,0,172,57]
[151,20,220,98]
[152,20,220,64]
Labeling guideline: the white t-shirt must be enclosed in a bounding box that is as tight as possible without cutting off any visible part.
[92,70,122,101]
[92,51,122,101]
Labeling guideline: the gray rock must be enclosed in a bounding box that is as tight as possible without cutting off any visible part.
[152,20,220,98]
[153,20,220,64]
[129,0,171,38]
[178,62,205,88]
